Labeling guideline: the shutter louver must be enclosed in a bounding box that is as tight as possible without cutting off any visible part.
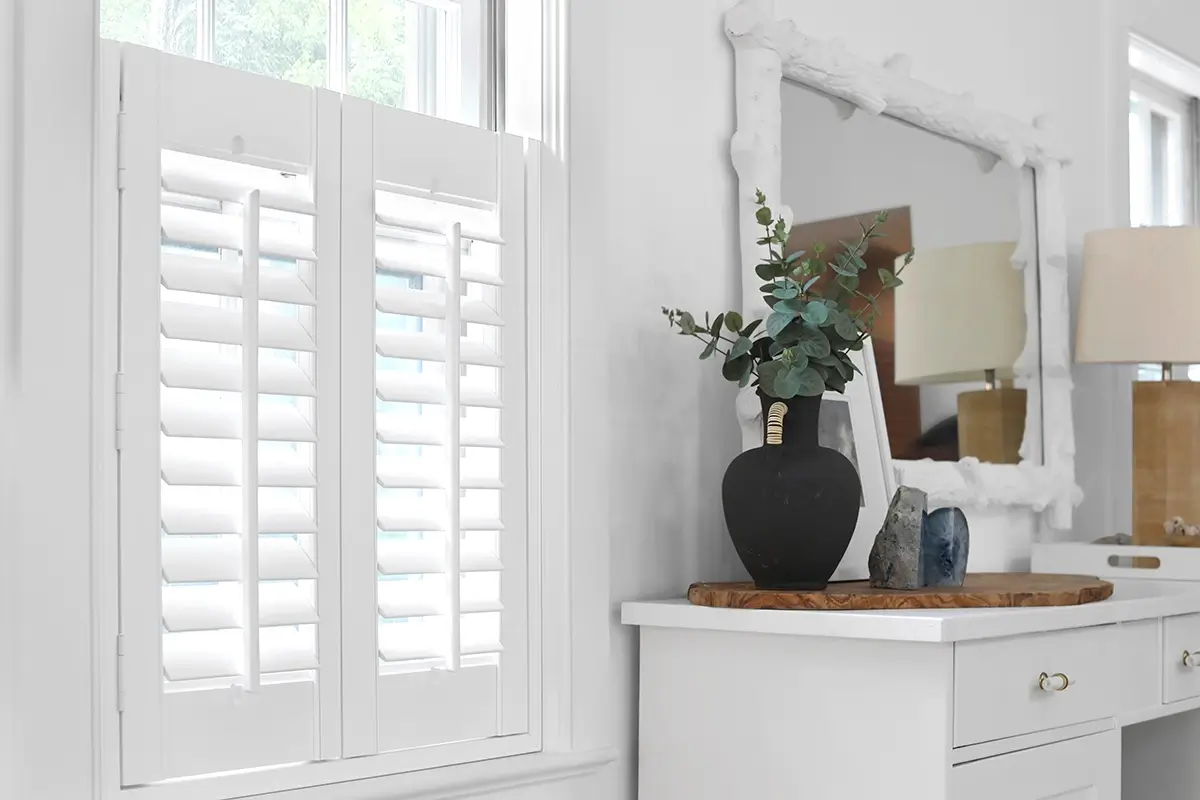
[372,193,507,669]
[158,169,321,678]
[118,49,341,784]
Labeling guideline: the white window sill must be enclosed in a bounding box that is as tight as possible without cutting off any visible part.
[117,748,618,800]
[271,748,617,800]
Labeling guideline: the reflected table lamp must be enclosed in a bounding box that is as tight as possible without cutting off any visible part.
[1076,226,1200,546]
[894,241,1026,464]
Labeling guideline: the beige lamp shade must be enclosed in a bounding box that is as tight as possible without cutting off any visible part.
[894,241,1024,385]
[1076,226,1200,364]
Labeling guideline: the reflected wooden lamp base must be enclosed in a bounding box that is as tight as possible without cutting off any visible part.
[1133,381,1200,546]
[956,388,1026,464]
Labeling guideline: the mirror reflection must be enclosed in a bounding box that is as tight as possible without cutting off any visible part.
[780,81,1037,464]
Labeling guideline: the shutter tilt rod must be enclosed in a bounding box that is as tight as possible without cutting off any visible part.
[445,222,462,672]
[241,189,261,692]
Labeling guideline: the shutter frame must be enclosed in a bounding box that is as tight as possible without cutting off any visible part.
[117,47,339,784]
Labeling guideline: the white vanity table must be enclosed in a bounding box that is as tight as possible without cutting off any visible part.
[623,577,1200,799]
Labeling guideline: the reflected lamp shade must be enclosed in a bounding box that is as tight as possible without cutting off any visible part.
[1076,226,1200,547]
[893,241,1024,386]
[1076,226,1200,364]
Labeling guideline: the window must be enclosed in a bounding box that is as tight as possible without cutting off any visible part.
[1129,37,1200,381]
[100,0,494,126]
[113,44,538,792]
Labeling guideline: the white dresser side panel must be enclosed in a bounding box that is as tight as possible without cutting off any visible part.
[1123,707,1200,799]
[636,627,954,800]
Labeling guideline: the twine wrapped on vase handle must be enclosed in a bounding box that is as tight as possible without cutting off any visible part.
[765,402,788,445]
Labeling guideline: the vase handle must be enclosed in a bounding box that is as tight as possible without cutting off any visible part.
[765,402,788,445]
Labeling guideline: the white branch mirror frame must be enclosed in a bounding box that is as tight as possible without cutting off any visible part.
[724,0,1081,529]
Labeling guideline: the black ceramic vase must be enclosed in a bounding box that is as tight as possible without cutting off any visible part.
[722,392,862,590]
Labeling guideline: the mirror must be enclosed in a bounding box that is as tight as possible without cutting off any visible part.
[779,81,1038,465]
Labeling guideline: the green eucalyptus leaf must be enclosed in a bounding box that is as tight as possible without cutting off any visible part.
[830,254,858,277]
[817,353,850,380]
[790,366,827,398]
[765,310,794,339]
[802,275,821,292]
[710,313,725,337]
[768,340,786,358]
[774,297,805,315]
[772,365,804,399]
[824,372,847,394]
[739,363,753,388]
[756,207,773,225]
[784,250,805,264]
[834,312,859,341]
[678,311,697,334]
[725,311,744,332]
[848,337,864,351]
[772,283,799,300]
[755,263,775,281]
[754,189,767,205]
[699,338,717,360]
[728,336,753,360]
[722,353,751,381]
[757,360,786,395]
[797,324,832,359]
[809,362,828,380]
[741,318,763,338]
[800,301,829,326]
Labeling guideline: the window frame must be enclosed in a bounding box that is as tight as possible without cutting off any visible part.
[2,0,613,799]
[1129,36,1200,383]
[106,0,499,128]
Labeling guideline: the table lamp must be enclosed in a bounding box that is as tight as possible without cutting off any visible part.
[894,241,1026,463]
[1076,226,1200,545]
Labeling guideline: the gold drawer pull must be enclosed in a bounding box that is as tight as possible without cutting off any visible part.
[1183,650,1199,668]
[1038,672,1070,692]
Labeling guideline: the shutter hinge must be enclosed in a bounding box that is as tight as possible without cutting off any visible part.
[114,371,125,451]
[116,633,126,713]
[116,111,129,190]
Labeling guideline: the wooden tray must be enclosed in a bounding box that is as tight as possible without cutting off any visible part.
[687,573,1113,611]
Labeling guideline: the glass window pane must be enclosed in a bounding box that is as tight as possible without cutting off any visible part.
[349,0,485,124]
[100,0,196,55]
[214,0,328,88]
[347,0,410,110]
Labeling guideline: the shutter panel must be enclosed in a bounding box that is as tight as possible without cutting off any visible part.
[117,47,342,784]
[341,97,530,758]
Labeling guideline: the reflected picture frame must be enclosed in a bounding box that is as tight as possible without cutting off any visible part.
[820,340,895,581]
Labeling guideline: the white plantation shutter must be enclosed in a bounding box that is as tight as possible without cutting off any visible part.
[341,97,530,757]
[117,46,342,783]
[113,44,540,789]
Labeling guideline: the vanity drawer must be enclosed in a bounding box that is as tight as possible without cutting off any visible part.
[1163,613,1200,703]
[954,626,1118,747]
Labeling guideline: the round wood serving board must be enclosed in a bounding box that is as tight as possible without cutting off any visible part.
[687,573,1114,611]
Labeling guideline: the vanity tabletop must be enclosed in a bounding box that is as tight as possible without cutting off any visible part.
[621,579,1200,643]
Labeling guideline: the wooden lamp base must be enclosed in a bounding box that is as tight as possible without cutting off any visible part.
[1134,381,1200,546]
[956,387,1026,464]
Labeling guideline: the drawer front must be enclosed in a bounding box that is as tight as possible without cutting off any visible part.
[951,731,1120,800]
[1163,613,1200,703]
[954,626,1117,747]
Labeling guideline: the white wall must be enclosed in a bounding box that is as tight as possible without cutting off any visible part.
[569,0,1194,796]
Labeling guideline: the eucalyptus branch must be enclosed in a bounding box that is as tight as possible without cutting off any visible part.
[665,195,905,399]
